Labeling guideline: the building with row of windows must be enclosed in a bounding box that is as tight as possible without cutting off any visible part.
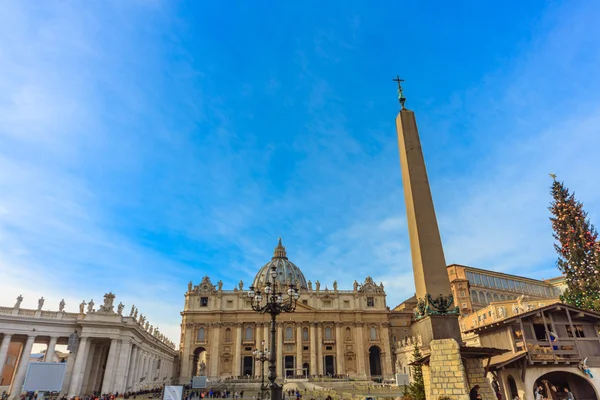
[447,264,565,315]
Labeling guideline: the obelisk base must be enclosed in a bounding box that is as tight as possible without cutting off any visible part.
[423,339,494,400]
[411,314,462,348]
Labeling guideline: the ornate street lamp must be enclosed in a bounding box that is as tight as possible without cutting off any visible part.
[248,266,300,400]
[252,340,270,400]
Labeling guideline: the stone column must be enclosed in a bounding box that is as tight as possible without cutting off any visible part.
[210,323,221,378]
[276,323,283,377]
[296,324,302,376]
[309,323,316,377]
[10,335,36,397]
[113,339,133,393]
[45,336,58,362]
[381,325,393,377]
[60,341,80,396]
[0,334,13,374]
[87,344,105,394]
[355,324,366,379]
[180,323,193,383]
[133,350,144,390]
[81,342,97,393]
[317,324,323,375]
[127,345,139,391]
[101,339,119,393]
[233,324,242,377]
[67,337,89,397]
[335,324,344,375]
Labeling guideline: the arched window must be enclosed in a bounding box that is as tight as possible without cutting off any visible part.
[370,327,377,341]
[324,327,332,340]
[471,290,479,303]
[493,293,500,301]
[478,291,486,304]
[245,326,253,340]
[500,294,507,301]
[285,327,293,340]
[197,327,205,341]
[345,327,352,340]
[225,328,231,342]
[302,327,309,341]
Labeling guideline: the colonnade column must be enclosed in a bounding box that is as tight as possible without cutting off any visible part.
[80,342,97,393]
[355,323,365,379]
[10,335,36,397]
[101,339,119,393]
[45,336,58,362]
[316,324,323,376]
[67,337,89,397]
[233,324,242,377]
[134,349,144,390]
[113,339,133,393]
[309,324,316,377]
[0,334,13,374]
[335,324,344,376]
[127,345,139,391]
[87,344,105,394]
[295,325,302,376]
[276,323,283,377]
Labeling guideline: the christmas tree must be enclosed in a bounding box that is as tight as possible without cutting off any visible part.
[549,175,600,311]
[407,343,425,400]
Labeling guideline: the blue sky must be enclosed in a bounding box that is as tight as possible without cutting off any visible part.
[1,1,600,344]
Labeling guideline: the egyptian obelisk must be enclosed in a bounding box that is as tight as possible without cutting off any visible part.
[393,77,461,344]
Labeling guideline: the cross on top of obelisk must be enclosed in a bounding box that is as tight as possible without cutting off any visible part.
[393,75,406,109]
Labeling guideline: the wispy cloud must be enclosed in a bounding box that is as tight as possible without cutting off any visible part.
[1,1,599,344]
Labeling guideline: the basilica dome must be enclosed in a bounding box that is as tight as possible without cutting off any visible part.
[252,239,308,290]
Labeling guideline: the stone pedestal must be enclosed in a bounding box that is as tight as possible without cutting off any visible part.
[423,339,494,400]
[411,315,462,348]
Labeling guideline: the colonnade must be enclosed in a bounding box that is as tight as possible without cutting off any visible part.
[65,336,175,397]
[0,332,175,398]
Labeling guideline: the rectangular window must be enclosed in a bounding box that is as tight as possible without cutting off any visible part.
[495,277,502,289]
[200,297,208,307]
[502,279,509,289]
[344,300,350,308]
[367,297,375,307]
[226,300,233,308]
[460,291,466,297]
[244,347,252,351]
[303,346,309,351]
[473,274,481,285]
[462,303,468,308]
[302,300,308,305]
[466,271,474,283]
[508,280,515,290]
[481,275,489,287]
[323,300,332,307]
[325,346,333,351]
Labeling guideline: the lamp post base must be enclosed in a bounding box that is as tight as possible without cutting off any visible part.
[269,385,282,400]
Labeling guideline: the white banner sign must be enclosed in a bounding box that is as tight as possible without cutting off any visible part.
[163,385,183,400]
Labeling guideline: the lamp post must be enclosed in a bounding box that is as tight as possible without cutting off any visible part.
[252,340,270,400]
[248,266,300,400]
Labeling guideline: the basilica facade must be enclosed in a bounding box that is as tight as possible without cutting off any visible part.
[179,239,394,383]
